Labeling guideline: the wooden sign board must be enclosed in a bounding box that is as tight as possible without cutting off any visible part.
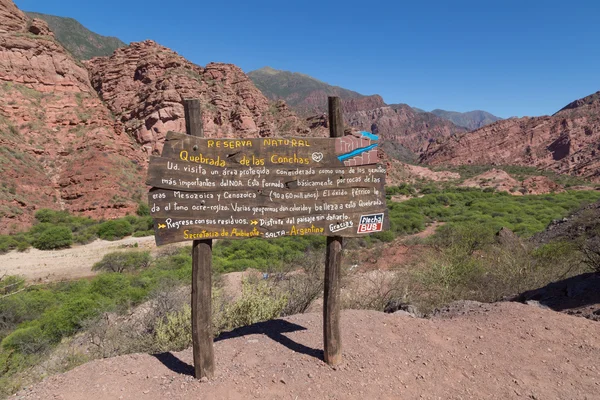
[147,131,388,245]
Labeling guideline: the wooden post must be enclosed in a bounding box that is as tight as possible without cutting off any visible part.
[323,96,343,366]
[184,99,215,379]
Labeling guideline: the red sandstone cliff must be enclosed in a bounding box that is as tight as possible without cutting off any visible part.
[85,41,316,156]
[420,91,600,182]
[345,103,466,154]
[0,0,319,232]
[0,0,147,232]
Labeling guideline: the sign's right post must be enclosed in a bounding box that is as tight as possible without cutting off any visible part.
[324,96,343,366]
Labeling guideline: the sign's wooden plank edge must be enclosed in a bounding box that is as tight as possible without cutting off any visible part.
[160,131,381,168]
[152,209,390,245]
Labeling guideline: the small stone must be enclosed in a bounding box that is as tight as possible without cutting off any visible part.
[280,378,286,384]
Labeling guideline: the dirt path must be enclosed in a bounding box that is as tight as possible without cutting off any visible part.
[14,303,600,400]
[0,236,166,283]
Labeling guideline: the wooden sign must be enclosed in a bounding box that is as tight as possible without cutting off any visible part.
[147,130,388,245]
[159,130,380,167]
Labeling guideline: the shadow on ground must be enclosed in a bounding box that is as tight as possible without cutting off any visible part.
[154,319,322,376]
[514,272,600,320]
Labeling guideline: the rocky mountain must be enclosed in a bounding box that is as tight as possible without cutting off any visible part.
[248,68,467,160]
[346,103,466,156]
[248,66,370,116]
[0,0,146,232]
[420,91,600,182]
[25,12,126,60]
[0,0,318,232]
[86,42,315,156]
[430,109,501,130]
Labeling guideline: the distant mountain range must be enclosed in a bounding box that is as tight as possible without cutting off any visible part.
[429,109,502,131]
[247,67,367,116]
[248,67,500,130]
[25,12,126,60]
[420,90,600,181]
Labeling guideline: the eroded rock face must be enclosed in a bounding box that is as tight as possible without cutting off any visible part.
[85,41,314,156]
[0,0,322,232]
[0,0,27,33]
[345,104,466,153]
[0,0,145,232]
[342,95,386,114]
[421,91,600,182]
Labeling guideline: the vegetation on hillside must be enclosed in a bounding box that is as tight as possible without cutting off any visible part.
[0,207,153,254]
[384,187,600,238]
[248,67,365,114]
[25,12,126,60]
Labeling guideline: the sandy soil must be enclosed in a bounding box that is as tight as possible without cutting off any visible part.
[14,303,600,400]
[0,236,166,283]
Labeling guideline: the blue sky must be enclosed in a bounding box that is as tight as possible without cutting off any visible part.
[14,0,600,118]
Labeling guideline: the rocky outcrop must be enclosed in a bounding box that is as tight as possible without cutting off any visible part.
[86,41,314,155]
[0,0,26,33]
[345,103,466,154]
[0,0,145,232]
[342,95,386,113]
[0,0,324,232]
[420,91,600,182]
[459,169,565,195]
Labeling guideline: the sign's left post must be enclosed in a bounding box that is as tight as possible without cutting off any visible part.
[184,99,215,380]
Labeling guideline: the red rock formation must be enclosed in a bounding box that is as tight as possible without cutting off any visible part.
[421,91,600,182]
[0,0,145,232]
[342,95,386,113]
[345,103,466,154]
[85,41,313,156]
[0,0,26,33]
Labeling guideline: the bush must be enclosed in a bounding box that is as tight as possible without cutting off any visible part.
[154,304,192,352]
[34,209,70,224]
[136,203,150,217]
[0,235,18,254]
[97,219,133,241]
[412,234,587,313]
[39,296,107,342]
[92,251,152,273]
[32,226,72,250]
[220,278,287,331]
[1,324,51,354]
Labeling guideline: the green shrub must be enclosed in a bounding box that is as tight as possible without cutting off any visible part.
[97,219,133,241]
[16,241,30,252]
[39,296,106,342]
[1,324,50,354]
[154,304,191,352]
[136,202,150,216]
[34,209,70,224]
[220,279,287,331]
[32,226,72,250]
[371,230,395,243]
[0,235,18,253]
[92,251,152,273]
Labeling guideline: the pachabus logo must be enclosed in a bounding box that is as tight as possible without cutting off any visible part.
[357,213,384,233]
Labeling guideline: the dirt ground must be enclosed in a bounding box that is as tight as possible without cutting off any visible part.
[13,302,600,400]
[0,236,168,283]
